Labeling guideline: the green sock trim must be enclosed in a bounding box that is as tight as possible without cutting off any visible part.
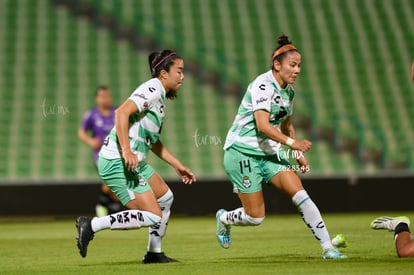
[297,197,310,207]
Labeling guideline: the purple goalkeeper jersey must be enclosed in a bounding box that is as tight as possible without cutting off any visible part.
[81,106,116,164]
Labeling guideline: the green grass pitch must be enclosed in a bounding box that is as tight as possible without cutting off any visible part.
[0,213,413,274]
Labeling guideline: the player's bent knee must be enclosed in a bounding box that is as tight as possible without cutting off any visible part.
[158,188,174,210]
[148,212,162,226]
[246,215,265,225]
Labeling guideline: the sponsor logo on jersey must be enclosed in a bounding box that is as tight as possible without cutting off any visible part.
[256,97,268,104]
[133,93,148,100]
[273,95,281,104]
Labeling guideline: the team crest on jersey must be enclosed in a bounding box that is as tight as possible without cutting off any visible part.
[242,176,252,188]
[142,102,151,110]
[137,175,147,186]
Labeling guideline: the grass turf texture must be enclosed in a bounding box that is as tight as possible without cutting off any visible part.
[0,213,413,274]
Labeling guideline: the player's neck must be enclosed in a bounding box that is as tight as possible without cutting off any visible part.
[272,71,287,89]
[98,106,112,116]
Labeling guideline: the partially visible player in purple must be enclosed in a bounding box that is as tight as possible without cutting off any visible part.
[78,86,123,216]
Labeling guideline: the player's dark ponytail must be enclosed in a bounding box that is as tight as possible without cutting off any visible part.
[271,34,298,69]
[148,50,181,78]
[277,35,292,48]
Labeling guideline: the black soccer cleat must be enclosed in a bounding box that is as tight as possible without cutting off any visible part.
[76,216,94,258]
[142,252,179,264]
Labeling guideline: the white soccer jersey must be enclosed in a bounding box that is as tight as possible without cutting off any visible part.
[100,78,166,161]
[224,70,295,156]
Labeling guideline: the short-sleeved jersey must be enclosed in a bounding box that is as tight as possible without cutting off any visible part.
[223,70,295,156]
[99,78,166,161]
[81,106,116,162]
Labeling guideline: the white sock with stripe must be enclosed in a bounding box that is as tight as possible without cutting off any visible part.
[292,190,333,251]
[147,189,174,253]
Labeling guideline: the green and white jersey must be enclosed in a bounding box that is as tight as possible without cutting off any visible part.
[100,78,166,161]
[224,70,295,156]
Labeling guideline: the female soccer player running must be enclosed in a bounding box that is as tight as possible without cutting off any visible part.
[76,50,196,263]
[215,35,346,259]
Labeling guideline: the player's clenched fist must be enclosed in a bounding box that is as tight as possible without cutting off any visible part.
[290,139,312,152]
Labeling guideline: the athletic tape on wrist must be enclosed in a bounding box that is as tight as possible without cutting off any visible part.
[286,137,295,146]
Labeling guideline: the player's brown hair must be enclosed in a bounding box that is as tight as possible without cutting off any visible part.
[271,34,299,70]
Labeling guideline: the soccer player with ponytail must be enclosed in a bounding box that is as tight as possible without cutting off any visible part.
[76,50,196,263]
[216,34,347,259]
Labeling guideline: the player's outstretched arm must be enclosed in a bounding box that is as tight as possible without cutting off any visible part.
[151,140,196,184]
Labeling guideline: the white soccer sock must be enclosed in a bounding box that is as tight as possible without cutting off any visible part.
[91,210,161,232]
[219,207,264,226]
[292,190,333,251]
[147,189,174,253]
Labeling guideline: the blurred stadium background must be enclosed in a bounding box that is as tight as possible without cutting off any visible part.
[0,0,413,214]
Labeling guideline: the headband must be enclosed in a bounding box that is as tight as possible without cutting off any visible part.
[272,44,297,60]
[152,52,177,73]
